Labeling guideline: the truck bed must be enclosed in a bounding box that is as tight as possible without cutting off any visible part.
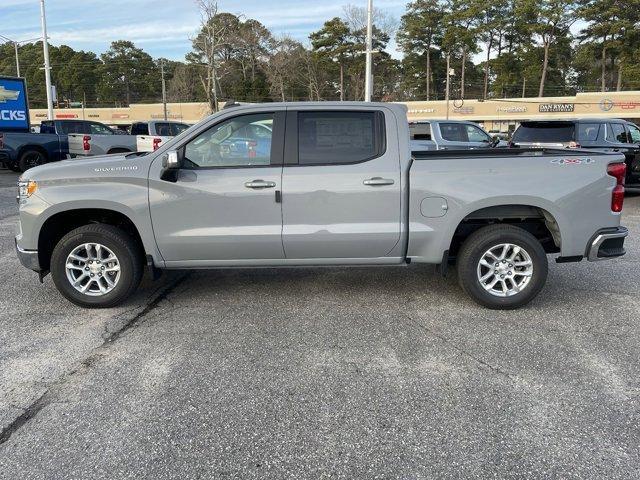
[407,147,624,263]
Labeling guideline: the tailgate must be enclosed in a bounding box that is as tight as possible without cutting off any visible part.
[68,134,88,156]
[136,135,169,152]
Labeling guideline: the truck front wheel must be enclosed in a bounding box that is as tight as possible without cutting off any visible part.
[50,224,143,308]
[456,225,548,310]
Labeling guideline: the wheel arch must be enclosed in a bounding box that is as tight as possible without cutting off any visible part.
[37,207,147,271]
[446,200,565,260]
[17,144,50,164]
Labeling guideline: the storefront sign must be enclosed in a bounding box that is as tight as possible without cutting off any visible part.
[453,106,474,114]
[539,103,574,113]
[150,113,184,119]
[496,106,527,113]
[408,108,436,114]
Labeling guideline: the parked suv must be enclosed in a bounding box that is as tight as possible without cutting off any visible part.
[511,119,640,183]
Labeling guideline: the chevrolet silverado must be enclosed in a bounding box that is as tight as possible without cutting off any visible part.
[15,102,629,309]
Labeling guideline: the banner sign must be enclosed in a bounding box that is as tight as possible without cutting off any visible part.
[0,77,30,132]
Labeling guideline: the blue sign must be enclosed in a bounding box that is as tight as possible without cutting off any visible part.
[0,77,29,132]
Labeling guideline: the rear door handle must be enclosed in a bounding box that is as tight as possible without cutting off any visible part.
[244,179,276,189]
[363,177,395,186]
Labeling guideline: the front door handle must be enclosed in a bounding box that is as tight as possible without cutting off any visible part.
[245,179,276,189]
[363,177,395,186]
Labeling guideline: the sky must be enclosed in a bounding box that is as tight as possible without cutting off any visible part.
[0,0,407,60]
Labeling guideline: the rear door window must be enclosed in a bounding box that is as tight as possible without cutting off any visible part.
[58,121,85,134]
[577,123,601,141]
[90,122,114,135]
[40,121,55,134]
[155,122,190,136]
[608,123,628,143]
[465,124,491,142]
[297,111,384,165]
[628,123,640,143]
[512,122,575,143]
[131,123,148,135]
[439,123,468,142]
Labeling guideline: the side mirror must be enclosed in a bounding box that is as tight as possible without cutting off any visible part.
[160,150,182,182]
[490,135,501,147]
[163,150,181,169]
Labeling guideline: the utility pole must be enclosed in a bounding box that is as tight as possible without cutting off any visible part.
[522,77,526,98]
[40,0,54,120]
[14,42,20,77]
[364,0,373,102]
[161,59,168,121]
[445,52,451,120]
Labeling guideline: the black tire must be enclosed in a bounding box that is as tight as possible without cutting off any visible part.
[18,149,47,172]
[456,224,548,310]
[50,224,143,308]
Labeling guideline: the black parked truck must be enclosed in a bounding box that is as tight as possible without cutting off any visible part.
[0,76,68,173]
[510,118,640,184]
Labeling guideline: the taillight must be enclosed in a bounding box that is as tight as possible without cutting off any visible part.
[607,163,626,213]
[152,137,162,151]
[82,135,91,152]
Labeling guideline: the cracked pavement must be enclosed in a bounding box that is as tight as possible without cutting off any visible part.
[0,168,639,479]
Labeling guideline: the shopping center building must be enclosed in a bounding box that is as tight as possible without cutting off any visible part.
[30,90,640,134]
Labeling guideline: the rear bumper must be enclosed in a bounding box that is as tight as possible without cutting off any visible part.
[586,226,628,261]
[15,237,40,272]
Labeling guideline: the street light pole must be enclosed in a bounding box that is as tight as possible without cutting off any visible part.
[1,35,42,77]
[161,60,168,121]
[40,0,54,120]
[364,0,373,102]
[445,52,451,120]
[14,42,20,77]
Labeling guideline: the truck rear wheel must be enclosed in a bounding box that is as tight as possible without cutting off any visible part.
[456,225,548,309]
[50,224,143,308]
[18,149,47,172]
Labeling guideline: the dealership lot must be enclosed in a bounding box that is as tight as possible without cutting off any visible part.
[0,167,639,478]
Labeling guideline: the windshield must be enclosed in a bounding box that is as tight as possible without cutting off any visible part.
[512,122,575,143]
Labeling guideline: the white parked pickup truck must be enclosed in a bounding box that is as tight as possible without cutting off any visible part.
[133,121,190,152]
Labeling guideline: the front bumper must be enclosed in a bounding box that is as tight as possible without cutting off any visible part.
[586,226,628,261]
[15,237,40,272]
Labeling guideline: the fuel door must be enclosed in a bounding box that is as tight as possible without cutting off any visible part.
[421,196,449,218]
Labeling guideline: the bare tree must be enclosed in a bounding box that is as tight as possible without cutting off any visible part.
[263,36,305,101]
[342,3,398,37]
[167,64,201,102]
[191,0,229,112]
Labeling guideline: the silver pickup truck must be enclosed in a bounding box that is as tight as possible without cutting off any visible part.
[15,102,628,309]
[68,123,137,157]
[409,120,503,150]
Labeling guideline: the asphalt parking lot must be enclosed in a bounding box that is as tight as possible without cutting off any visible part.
[0,167,639,479]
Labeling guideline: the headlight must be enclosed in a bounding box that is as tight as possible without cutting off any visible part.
[17,180,37,202]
